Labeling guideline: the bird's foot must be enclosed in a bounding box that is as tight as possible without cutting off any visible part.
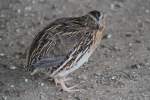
[54,77,83,92]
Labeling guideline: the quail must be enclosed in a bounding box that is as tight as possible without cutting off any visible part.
[26,10,105,92]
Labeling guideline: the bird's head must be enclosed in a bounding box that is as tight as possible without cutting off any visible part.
[87,10,105,30]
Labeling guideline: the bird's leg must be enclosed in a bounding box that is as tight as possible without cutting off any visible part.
[57,65,80,78]
[53,65,84,92]
[54,77,80,92]
[54,77,72,86]
[30,68,39,75]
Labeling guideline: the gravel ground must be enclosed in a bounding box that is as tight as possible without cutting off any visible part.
[0,0,150,100]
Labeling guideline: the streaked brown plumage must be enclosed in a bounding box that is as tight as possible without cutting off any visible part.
[26,10,105,92]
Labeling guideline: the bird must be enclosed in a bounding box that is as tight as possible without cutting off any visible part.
[26,10,105,92]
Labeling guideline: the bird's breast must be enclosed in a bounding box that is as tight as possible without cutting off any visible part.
[90,29,104,51]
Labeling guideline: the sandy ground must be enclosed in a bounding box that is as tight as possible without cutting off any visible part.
[0,0,150,100]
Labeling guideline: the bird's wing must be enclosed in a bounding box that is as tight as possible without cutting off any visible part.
[31,56,66,68]
[26,17,97,72]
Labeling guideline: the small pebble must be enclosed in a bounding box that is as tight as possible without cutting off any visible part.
[51,5,56,10]
[17,9,21,13]
[40,82,44,86]
[145,19,150,23]
[130,64,141,69]
[145,9,150,13]
[128,43,133,46]
[125,33,132,37]
[103,34,112,39]
[16,28,21,33]
[110,2,123,10]
[9,65,17,70]
[137,21,143,28]
[32,0,36,4]
[111,75,117,80]
[10,84,15,88]
[0,14,5,17]
[0,53,5,56]
[134,40,141,43]
[9,41,14,47]
[0,36,2,40]
[79,74,88,80]
[25,6,32,11]
[114,61,118,65]
[145,62,150,66]
[107,34,112,39]
[130,56,135,60]
[25,78,28,83]
[94,73,100,78]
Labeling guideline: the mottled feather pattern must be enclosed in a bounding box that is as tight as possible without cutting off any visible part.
[26,15,98,73]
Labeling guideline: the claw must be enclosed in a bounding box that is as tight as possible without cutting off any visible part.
[67,84,79,90]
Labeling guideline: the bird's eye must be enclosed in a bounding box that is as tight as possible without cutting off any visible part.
[96,13,101,21]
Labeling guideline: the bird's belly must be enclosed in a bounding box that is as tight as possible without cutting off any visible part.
[74,50,93,68]
[73,30,103,68]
